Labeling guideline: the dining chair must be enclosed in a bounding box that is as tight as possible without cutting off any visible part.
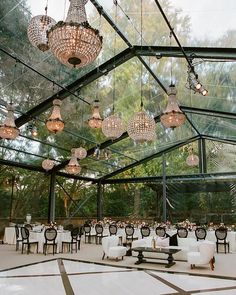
[155,226,166,238]
[195,227,207,241]
[95,224,108,244]
[24,224,33,230]
[140,226,151,239]
[43,228,57,255]
[62,227,80,253]
[125,224,138,243]
[102,236,127,261]
[20,227,38,254]
[83,224,96,244]
[15,225,23,251]
[177,227,188,238]
[109,224,118,236]
[215,227,229,253]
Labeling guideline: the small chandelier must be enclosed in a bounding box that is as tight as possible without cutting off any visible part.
[102,114,125,140]
[186,148,199,166]
[160,84,186,129]
[27,3,56,52]
[127,109,156,143]
[46,99,64,133]
[74,147,87,159]
[88,100,103,129]
[47,0,102,68]
[0,104,19,140]
[42,158,55,171]
[65,149,81,174]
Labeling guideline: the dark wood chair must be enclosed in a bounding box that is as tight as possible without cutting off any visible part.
[195,227,207,241]
[177,227,188,238]
[95,224,108,244]
[43,228,57,255]
[140,226,151,239]
[215,227,229,253]
[20,227,38,254]
[15,225,23,251]
[62,227,80,253]
[109,224,118,236]
[83,224,96,244]
[24,224,33,230]
[155,226,166,237]
[125,224,138,243]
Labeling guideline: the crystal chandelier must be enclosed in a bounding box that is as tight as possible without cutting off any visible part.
[46,99,64,133]
[88,100,103,129]
[65,149,81,174]
[74,147,87,159]
[28,10,56,52]
[42,158,55,171]
[186,150,199,166]
[47,0,102,68]
[127,110,156,143]
[0,104,19,140]
[102,114,125,140]
[160,84,186,129]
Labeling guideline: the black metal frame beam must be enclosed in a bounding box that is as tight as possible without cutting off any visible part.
[134,45,236,60]
[201,135,236,146]
[182,106,236,120]
[103,171,236,184]
[99,135,200,181]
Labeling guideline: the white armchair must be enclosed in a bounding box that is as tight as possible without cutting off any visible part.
[102,236,127,261]
[187,241,215,270]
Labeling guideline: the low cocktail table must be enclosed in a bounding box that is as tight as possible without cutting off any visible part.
[132,247,181,268]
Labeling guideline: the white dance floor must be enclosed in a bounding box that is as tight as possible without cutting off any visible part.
[1,259,236,295]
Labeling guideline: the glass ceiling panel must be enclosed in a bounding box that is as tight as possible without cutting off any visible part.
[206,140,236,173]
[170,0,236,48]
[190,113,236,142]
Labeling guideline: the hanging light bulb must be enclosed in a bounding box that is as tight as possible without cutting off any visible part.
[0,104,19,140]
[47,0,102,68]
[31,125,38,137]
[42,158,55,171]
[186,148,199,166]
[160,84,186,129]
[74,147,87,159]
[46,99,64,133]
[27,3,56,52]
[88,100,103,129]
[65,149,81,174]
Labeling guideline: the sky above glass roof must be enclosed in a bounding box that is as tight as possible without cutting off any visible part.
[0,0,236,180]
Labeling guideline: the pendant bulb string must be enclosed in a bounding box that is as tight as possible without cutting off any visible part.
[140,0,143,109]
[112,0,118,114]
[45,0,49,15]
[63,0,66,21]
[169,31,173,86]
[11,60,18,105]
[148,56,151,101]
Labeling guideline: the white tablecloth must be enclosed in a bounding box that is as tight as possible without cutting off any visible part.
[30,230,71,253]
[3,227,16,244]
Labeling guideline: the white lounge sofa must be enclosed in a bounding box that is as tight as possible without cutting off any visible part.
[131,236,199,261]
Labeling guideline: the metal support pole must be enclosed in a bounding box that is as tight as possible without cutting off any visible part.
[97,182,103,221]
[9,176,15,222]
[48,172,56,223]
[198,138,207,173]
[162,154,167,222]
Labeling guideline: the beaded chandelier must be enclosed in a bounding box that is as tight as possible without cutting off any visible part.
[127,109,156,143]
[42,158,55,171]
[102,114,125,140]
[0,104,19,140]
[88,100,103,129]
[160,84,186,129]
[74,147,87,159]
[65,149,81,174]
[28,13,56,52]
[46,99,64,133]
[47,0,102,68]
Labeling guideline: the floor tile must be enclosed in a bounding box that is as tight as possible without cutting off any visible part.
[69,270,177,295]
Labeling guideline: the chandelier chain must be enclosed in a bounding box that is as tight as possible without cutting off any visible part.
[140,0,143,109]
[112,1,118,113]
[169,31,173,85]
